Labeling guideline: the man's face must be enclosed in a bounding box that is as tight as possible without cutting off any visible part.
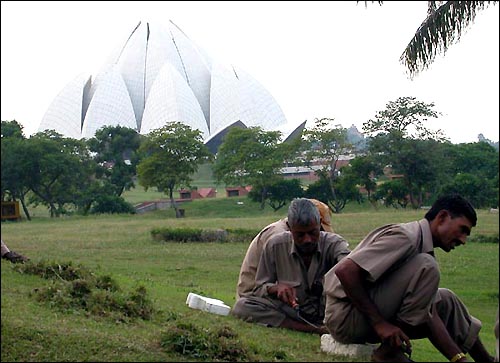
[435,211,473,252]
[290,220,321,255]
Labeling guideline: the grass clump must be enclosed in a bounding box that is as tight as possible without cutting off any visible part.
[14,260,95,281]
[160,322,253,361]
[14,260,156,322]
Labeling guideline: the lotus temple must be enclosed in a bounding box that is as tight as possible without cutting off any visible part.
[37,20,305,152]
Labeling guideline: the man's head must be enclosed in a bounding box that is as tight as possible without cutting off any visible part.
[308,199,333,232]
[287,198,321,255]
[425,194,477,252]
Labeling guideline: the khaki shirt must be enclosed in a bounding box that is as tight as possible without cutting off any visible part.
[236,219,289,299]
[324,218,435,301]
[254,230,351,315]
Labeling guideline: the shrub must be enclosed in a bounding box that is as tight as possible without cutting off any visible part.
[150,227,260,243]
[90,195,136,214]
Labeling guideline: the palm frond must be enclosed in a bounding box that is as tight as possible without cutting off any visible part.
[400,1,497,78]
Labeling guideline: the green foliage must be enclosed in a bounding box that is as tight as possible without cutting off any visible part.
[362,98,461,208]
[24,131,97,217]
[137,122,213,216]
[305,174,360,213]
[90,194,136,214]
[1,119,25,139]
[151,227,261,243]
[342,155,382,202]
[248,178,304,211]
[374,179,410,209]
[213,126,294,209]
[87,125,143,197]
[160,323,252,361]
[362,96,445,140]
[300,118,358,212]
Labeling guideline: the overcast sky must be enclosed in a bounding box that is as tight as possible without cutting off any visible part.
[2,1,499,143]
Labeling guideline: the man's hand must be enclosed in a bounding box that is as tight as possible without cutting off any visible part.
[374,320,412,351]
[2,250,28,263]
[271,283,297,307]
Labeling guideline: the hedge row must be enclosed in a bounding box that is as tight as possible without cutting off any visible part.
[150,227,261,243]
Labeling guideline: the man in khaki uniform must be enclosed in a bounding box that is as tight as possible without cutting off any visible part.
[232,198,350,334]
[236,199,333,299]
[324,194,494,362]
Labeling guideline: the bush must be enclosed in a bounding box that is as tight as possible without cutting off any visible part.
[90,195,136,214]
[150,227,261,243]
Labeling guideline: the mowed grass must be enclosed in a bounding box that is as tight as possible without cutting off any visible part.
[1,196,498,362]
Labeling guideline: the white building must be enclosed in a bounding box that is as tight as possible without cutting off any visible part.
[38,20,305,150]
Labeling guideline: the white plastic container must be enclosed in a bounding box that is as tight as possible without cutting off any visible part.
[186,292,231,316]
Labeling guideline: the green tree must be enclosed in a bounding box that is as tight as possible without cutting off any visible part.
[439,141,499,207]
[300,118,356,213]
[363,97,449,208]
[87,125,143,197]
[213,127,293,210]
[1,121,33,219]
[137,122,213,218]
[444,141,499,180]
[374,178,410,209]
[1,120,25,139]
[362,96,446,141]
[249,178,304,212]
[305,172,360,213]
[341,155,383,206]
[440,172,497,208]
[26,131,96,217]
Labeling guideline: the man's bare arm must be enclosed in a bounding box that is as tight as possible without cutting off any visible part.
[335,258,411,350]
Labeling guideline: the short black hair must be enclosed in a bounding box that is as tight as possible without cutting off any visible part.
[424,194,477,226]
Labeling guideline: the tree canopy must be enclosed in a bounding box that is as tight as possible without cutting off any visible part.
[137,122,213,217]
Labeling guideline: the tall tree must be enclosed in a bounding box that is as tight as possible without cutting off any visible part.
[363,97,448,208]
[1,121,33,219]
[87,125,142,197]
[362,96,446,141]
[300,118,356,213]
[1,120,25,139]
[137,122,213,218]
[213,127,293,210]
[248,178,304,212]
[341,155,383,206]
[26,131,96,217]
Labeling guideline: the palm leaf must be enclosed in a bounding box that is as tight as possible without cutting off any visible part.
[400,1,497,78]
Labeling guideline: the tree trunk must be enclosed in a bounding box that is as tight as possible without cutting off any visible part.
[169,187,181,218]
[19,197,31,221]
[260,187,267,210]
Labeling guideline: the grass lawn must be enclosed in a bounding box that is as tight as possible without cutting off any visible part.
[1,196,498,362]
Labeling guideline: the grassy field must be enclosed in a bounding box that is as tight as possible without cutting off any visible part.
[1,195,498,362]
